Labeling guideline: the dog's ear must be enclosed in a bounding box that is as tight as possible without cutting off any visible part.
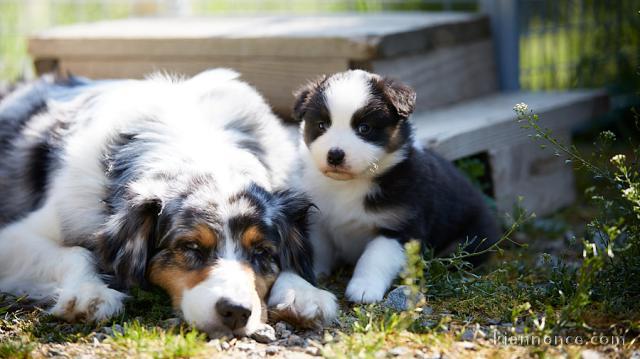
[97,193,163,289]
[292,75,326,122]
[271,190,317,285]
[378,77,416,119]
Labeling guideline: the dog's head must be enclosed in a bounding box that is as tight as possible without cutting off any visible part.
[99,178,314,337]
[293,70,416,180]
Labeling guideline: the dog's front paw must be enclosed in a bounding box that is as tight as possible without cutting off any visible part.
[50,281,125,322]
[345,277,387,303]
[268,272,338,326]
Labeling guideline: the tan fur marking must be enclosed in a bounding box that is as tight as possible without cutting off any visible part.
[240,264,273,323]
[148,262,212,308]
[241,225,263,249]
[193,225,217,248]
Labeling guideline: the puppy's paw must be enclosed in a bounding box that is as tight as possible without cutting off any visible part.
[345,277,387,303]
[50,281,125,322]
[268,272,338,327]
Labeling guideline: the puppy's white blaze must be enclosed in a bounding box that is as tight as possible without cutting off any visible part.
[307,126,385,176]
[180,259,261,333]
[346,236,406,303]
[324,70,371,127]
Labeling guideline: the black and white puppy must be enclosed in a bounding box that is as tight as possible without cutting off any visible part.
[292,70,499,303]
[0,69,337,336]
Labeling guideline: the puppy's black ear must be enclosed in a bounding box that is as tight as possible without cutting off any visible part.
[292,75,326,122]
[271,190,317,285]
[379,77,416,119]
[97,195,162,289]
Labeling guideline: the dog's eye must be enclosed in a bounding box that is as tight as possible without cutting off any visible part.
[183,242,201,252]
[357,123,371,135]
[317,121,326,131]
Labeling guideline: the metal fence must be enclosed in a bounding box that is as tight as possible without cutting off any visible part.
[0,0,637,96]
[519,0,639,97]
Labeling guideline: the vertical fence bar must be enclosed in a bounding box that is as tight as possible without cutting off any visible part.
[480,0,520,91]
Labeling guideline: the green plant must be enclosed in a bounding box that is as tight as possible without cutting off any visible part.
[514,102,640,325]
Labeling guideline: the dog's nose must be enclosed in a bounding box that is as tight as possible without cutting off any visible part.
[327,148,345,166]
[215,298,251,330]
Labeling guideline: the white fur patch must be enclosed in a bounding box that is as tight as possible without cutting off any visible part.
[345,236,406,303]
[0,201,125,320]
[180,259,263,335]
[323,70,371,128]
[268,271,338,324]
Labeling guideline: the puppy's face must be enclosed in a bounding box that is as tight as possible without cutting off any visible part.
[293,70,416,180]
[103,183,313,337]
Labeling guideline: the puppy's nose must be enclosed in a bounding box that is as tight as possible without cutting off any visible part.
[215,298,251,330]
[327,148,345,166]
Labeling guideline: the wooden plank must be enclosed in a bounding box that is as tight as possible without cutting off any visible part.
[372,40,497,111]
[56,57,349,116]
[28,13,489,61]
[414,90,609,160]
[414,90,608,216]
[489,130,576,216]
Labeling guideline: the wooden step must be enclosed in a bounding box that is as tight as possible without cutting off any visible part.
[413,90,609,216]
[28,13,496,117]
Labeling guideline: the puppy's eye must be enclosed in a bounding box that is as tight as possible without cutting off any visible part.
[357,123,371,135]
[318,121,326,131]
[183,242,201,252]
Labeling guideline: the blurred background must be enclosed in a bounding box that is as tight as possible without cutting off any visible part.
[1,0,638,98]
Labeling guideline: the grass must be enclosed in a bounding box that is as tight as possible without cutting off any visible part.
[1,113,639,357]
[0,196,638,358]
[106,321,208,359]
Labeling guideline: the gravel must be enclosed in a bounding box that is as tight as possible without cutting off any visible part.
[251,324,277,343]
[382,286,425,311]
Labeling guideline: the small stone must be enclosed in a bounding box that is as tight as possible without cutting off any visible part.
[383,286,425,311]
[389,346,408,356]
[415,351,441,359]
[93,333,108,342]
[101,324,124,337]
[460,329,475,341]
[305,346,321,356]
[275,321,292,338]
[581,349,604,359]
[112,324,124,335]
[251,325,277,343]
[630,351,640,359]
[420,320,437,328]
[486,318,500,325]
[236,341,256,351]
[207,339,222,351]
[221,341,231,350]
[265,346,279,355]
[163,317,181,327]
[456,342,476,350]
[420,306,434,315]
[285,334,305,347]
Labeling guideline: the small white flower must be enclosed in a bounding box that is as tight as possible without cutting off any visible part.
[623,187,636,198]
[610,154,626,165]
[513,102,529,114]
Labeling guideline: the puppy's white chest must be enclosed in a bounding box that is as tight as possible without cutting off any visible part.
[305,174,379,264]
[321,198,375,263]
